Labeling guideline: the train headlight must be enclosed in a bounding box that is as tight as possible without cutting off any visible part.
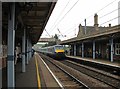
[55,50,64,53]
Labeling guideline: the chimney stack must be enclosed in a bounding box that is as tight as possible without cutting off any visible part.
[77,24,83,37]
[79,24,83,33]
[109,24,111,27]
[94,13,99,30]
[84,19,86,34]
[94,13,98,26]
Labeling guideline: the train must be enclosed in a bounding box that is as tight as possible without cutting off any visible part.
[39,45,66,59]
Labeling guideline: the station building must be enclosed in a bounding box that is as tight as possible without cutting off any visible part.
[60,14,120,62]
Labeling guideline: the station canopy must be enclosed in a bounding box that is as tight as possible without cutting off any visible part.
[2,2,56,45]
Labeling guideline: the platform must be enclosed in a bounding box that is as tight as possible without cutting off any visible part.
[66,55,120,68]
[2,53,61,88]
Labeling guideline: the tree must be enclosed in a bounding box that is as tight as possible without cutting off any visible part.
[43,34,60,47]
[54,34,58,40]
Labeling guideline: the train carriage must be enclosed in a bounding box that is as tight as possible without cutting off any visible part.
[39,45,65,59]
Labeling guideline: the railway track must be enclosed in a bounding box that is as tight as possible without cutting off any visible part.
[67,57,120,76]
[61,60,120,89]
[39,53,116,89]
[40,54,89,89]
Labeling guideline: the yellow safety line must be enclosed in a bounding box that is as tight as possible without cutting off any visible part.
[35,54,41,89]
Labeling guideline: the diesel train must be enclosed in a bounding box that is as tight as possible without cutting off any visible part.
[39,45,66,59]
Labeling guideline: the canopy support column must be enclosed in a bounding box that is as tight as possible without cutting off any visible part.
[74,44,76,56]
[93,40,95,59]
[82,42,84,58]
[110,38,114,62]
[22,28,26,72]
[7,3,15,88]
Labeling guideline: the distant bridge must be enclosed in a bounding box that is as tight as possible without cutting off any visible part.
[38,38,56,42]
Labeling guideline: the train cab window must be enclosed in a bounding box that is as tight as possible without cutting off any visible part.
[115,43,120,55]
[55,46,63,50]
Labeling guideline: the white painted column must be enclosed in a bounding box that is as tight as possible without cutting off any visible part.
[93,41,95,59]
[29,40,32,59]
[0,2,2,89]
[7,3,15,88]
[29,41,32,59]
[22,28,26,72]
[74,44,76,56]
[82,42,84,58]
[26,38,29,64]
[110,38,113,62]
[28,39,30,61]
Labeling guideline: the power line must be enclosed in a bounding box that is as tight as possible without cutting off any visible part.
[100,16,120,26]
[50,0,80,33]
[44,29,51,37]
[80,14,94,24]
[99,7,120,19]
[86,7,119,25]
[49,0,71,31]
[62,25,76,34]
[48,0,118,40]
[86,19,94,26]
[97,0,117,13]
[80,0,117,25]
[57,28,64,37]
[64,2,119,36]
[65,28,76,35]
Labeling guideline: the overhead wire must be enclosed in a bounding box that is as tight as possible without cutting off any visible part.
[54,0,117,37]
[44,29,51,37]
[97,0,119,26]
[96,0,117,13]
[99,7,120,19]
[65,28,76,35]
[62,25,76,34]
[46,0,118,39]
[100,16,120,26]
[80,0,118,25]
[57,28,64,37]
[86,7,119,26]
[80,14,94,25]
[49,0,71,31]
[50,0,80,33]
[67,0,118,36]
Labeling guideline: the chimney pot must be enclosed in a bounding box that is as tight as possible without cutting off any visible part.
[79,24,81,27]
[109,24,111,27]
[94,13,98,26]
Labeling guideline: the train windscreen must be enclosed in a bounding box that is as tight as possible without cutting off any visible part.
[55,45,64,50]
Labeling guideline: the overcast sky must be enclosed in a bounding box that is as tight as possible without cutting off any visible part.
[41,0,120,41]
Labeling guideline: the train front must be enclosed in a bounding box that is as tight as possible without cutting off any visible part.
[54,45,65,59]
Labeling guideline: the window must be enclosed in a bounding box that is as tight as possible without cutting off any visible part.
[115,43,120,55]
[55,45,63,50]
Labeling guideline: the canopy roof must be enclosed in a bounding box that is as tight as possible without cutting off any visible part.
[2,2,56,45]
